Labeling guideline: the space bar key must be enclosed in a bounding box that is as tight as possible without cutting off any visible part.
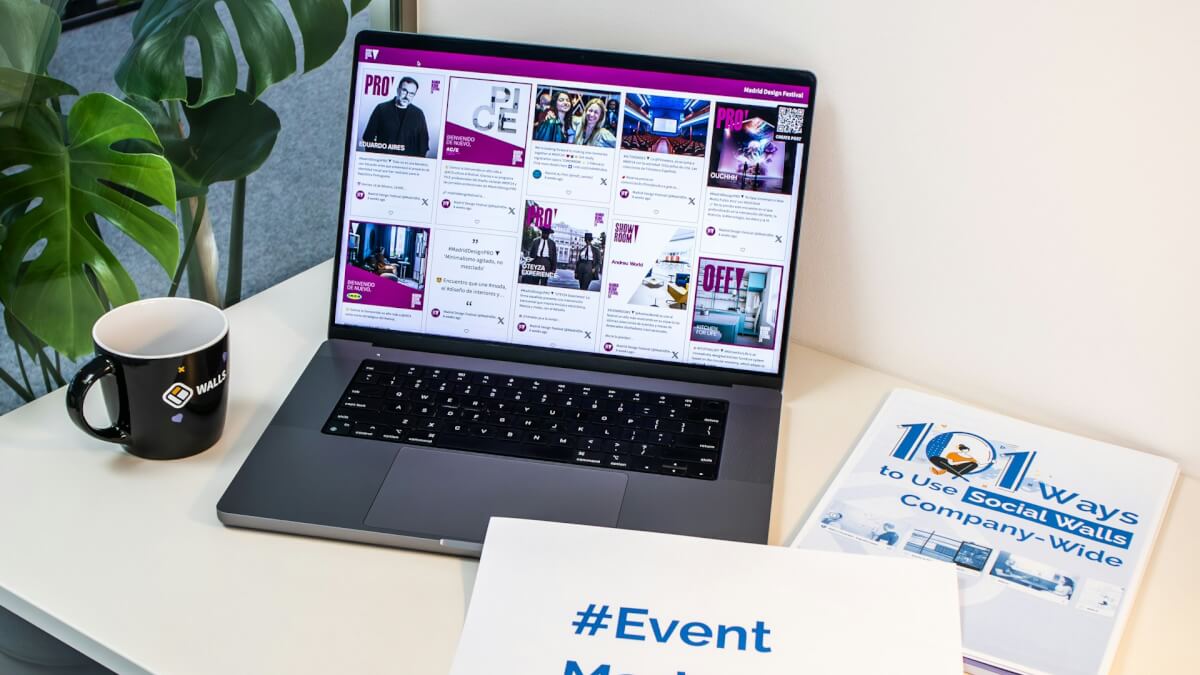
[430,433,570,461]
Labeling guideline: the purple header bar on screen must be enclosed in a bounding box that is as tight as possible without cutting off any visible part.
[359,46,809,104]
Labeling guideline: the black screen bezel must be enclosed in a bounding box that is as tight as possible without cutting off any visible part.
[329,30,817,390]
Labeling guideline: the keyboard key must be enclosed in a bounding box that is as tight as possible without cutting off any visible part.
[687,411,725,424]
[352,422,383,439]
[346,384,383,398]
[339,396,378,411]
[353,371,380,384]
[606,439,632,454]
[630,443,663,458]
[661,447,719,465]
[360,361,396,375]
[573,451,604,466]
[577,437,603,451]
[675,435,720,452]
[605,454,630,469]
[647,431,673,445]
[325,420,353,435]
[660,462,690,477]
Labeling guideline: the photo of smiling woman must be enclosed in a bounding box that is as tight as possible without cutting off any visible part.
[574,97,617,148]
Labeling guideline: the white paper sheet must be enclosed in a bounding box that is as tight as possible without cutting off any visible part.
[450,518,963,675]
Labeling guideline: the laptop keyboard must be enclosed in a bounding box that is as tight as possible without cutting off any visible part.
[322,360,728,480]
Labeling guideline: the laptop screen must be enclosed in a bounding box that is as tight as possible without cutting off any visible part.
[334,39,813,376]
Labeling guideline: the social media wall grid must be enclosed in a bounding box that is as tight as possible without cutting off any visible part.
[335,47,810,374]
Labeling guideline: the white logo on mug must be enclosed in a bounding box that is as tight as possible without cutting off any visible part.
[162,382,194,409]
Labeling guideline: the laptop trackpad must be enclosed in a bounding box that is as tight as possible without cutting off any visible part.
[364,446,628,544]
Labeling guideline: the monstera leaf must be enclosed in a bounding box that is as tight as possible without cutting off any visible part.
[0,94,178,359]
[0,67,77,131]
[0,67,77,110]
[0,0,68,128]
[0,0,61,73]
[116,0,370,106]
[127,78,281,197]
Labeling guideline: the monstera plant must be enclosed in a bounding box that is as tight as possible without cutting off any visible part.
[0,0,368,402]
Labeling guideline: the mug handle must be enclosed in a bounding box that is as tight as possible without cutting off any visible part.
[65,356,131,444]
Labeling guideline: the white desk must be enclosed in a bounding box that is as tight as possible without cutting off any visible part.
[0,260,1195,674]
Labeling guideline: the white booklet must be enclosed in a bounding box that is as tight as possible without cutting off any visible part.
[791,389,1179,675]
[451,517,963,675]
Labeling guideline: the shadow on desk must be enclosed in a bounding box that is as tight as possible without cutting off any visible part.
[0,606,112,674]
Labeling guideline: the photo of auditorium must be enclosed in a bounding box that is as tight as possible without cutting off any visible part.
[621,94,710,156]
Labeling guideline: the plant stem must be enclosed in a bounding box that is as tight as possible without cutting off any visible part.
[37,351,53,392]
[0,363,34,402]
[83,214,111,310]
[37,349,66,387]
[13,342,34,397]
[224,177,246,307]
[168,194,207,297]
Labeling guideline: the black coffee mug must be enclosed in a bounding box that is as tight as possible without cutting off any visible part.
[66,297,230,460]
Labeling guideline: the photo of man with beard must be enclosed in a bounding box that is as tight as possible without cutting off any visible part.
[362,76,430,157]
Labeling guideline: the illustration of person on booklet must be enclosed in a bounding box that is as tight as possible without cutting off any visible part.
[871,523,899,546]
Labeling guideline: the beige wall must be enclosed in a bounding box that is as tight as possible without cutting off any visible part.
[419,1,1200,476]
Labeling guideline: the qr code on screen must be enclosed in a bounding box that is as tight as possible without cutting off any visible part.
[777,106,806,141]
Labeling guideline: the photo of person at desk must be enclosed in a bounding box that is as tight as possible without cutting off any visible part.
[346,221,429,288]
[989,552,1077,601]
[690,259,783,349]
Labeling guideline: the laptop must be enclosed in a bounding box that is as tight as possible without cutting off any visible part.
[217,30,816,556]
